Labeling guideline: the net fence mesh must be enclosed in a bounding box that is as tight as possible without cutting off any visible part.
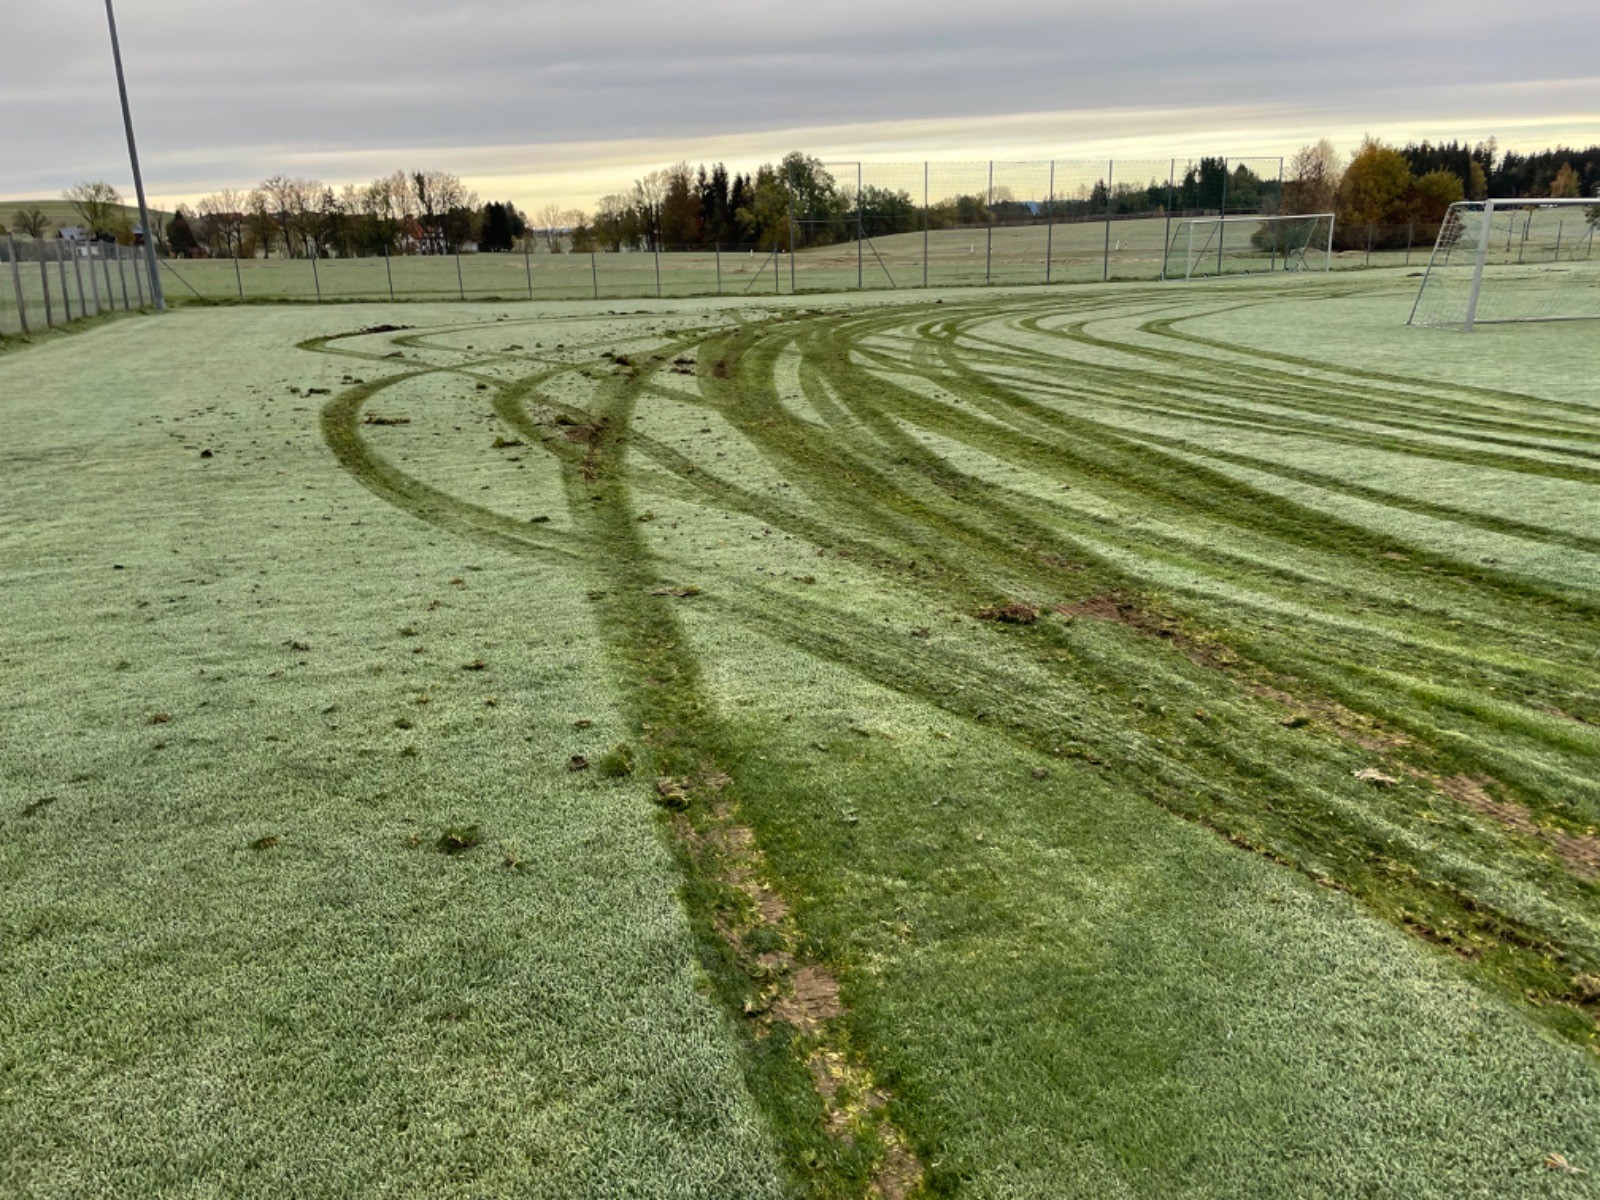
[1409,200,1600,327]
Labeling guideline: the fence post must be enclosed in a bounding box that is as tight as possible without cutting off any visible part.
[116,245,130,309]
[71,242,87,313]
[921,161,930,289]
[787,175,797,295]
[985,161,993,286]
[1365,224,1373,267]
[310,245,322,301]
[88,243,103,314]
[524,241,533,299]
[1162,159,1177,281]
[7,237,29,333]
[455,249,463,300]
[38,241,54,326]
[384,243,394,302]
[58,242,74,319]
[590,250,598,300]
[715,243,722,294]
[1554,220,1563,261]
[1270,157,1284,272]
[1045,161,1055,284]
[132,242,145,307]
[233,248,243,300]
[654,228,662,298]
[1103,159,1115,282]
[1216,159,1229,276]
[101,244,115,308]
[857,163,864,290]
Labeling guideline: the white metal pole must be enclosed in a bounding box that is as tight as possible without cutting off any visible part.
[105,0,165,312]
[1463,201,1494,331]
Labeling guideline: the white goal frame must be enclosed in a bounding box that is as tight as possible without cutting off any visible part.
[1163,212,1335,281]
[1409,197,1600,330]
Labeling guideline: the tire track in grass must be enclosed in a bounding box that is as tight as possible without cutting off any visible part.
[312,318,928,1199]
[307,296,1600,1169]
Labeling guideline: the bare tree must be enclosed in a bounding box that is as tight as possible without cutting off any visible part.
[533,203,565,252]
[11,206,50,238]
[1284,140,1342,215]
[63,181,129,238]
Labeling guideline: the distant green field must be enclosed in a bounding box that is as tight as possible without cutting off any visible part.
[1,198,171,238]
[4,273,1599,1197]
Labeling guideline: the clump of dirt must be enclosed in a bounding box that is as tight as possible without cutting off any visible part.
[650,585,700,598]
[568,754,590,772]
[250,835,279,851]
[562,417,608,445]
[491,436,524,449]
[598,742,635,778]
[977,602,1039,625]
[363,413,411,426]
[435,825,481,855]
[361,323,410,334]
[709,359,731,379]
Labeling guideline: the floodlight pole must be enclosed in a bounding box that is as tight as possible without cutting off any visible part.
[105,0,165,312]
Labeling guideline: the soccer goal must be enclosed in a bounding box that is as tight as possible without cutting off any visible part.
[1162,213,1335,281]
[1408,198,1600,329]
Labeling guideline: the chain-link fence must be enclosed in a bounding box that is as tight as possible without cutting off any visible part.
[6,156,1460,330]
[0,236,155,338]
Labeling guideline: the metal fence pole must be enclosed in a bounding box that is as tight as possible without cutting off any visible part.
[7,237,29,333]
[1103,159,1114,282]
[985,161,993,286]
[116,244,130,308]
[923,161,930,289]
[1365,224,1373,267]
[1045,160,1055,284]
[524,241,533,299]
[857,163,864,290]
[1217,158,1229,276]
[787,178,797,295]
[774,243,780,295]
[310,245,322,301]
[455,249,463,300]
[233,248,242,300]
[1554,220,1564,261]
[1405,220,1414,266]
[653,212,662,298]
[384,243,394,302]
[88,244,104,314]
[590,250,598,300]
[1270,158,1284,271]
[39,241,55,326]
[58,242,74,319]
[71,243,88,313]
[131,242,144,307]
[1162,159,1176,280]
[101,244,115,308]
[715,242,722,294]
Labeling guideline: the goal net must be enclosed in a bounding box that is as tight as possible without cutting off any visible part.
[1163,213,1334,280]
[1408,198,1600,329]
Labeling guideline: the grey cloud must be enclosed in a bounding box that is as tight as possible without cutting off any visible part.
[2,0,1596,202]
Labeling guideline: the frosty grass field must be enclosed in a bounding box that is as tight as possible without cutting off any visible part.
[3,267,1599,1198]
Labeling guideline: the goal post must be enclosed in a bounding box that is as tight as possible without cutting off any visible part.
[1162,213,1334,281]
[1409,198,1600,330]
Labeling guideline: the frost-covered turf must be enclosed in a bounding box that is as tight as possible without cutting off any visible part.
[2,271,1598,1198]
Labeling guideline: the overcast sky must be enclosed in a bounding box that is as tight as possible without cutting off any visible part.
[3,0,1598,210]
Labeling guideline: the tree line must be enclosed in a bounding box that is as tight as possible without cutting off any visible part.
[7,140,1595,259]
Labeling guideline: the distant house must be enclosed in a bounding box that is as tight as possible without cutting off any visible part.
[57,226,87,242]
